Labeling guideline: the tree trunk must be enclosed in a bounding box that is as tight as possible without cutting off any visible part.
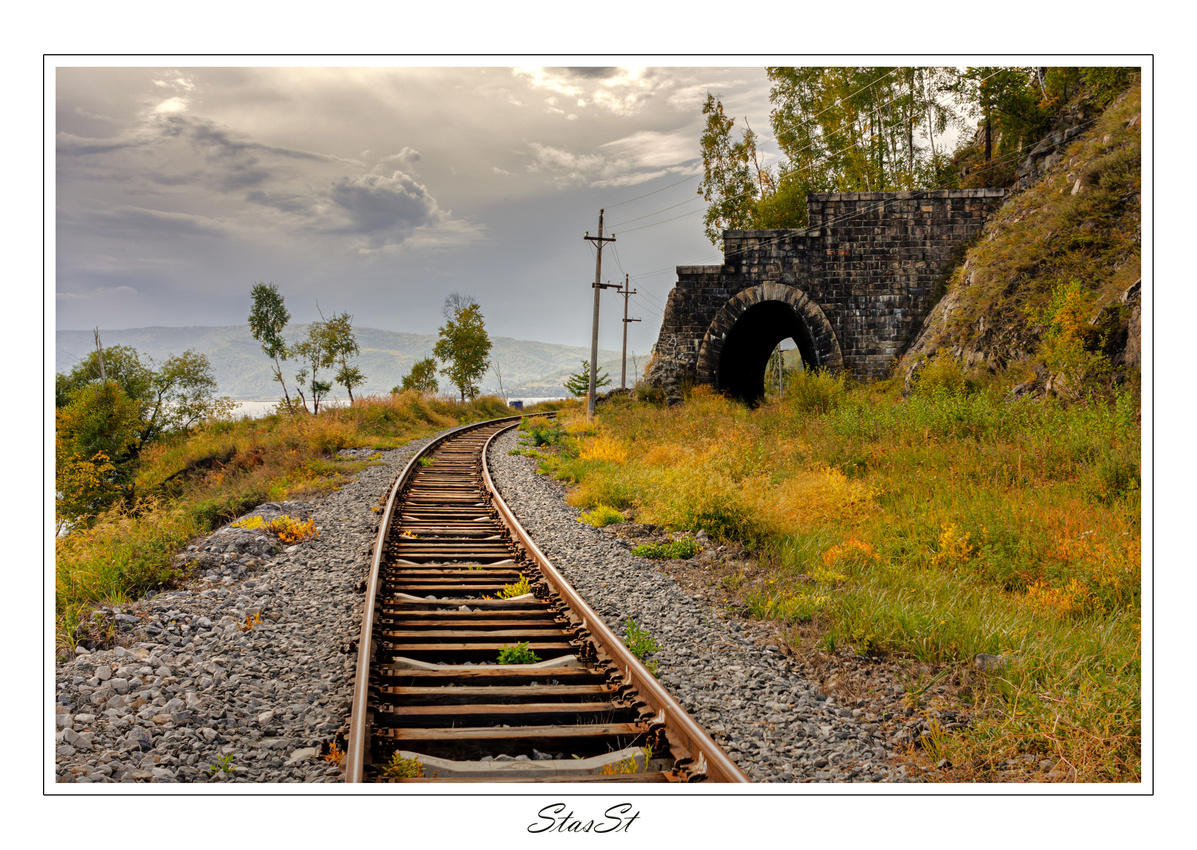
[273,352,295,414]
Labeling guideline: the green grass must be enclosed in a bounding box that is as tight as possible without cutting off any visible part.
[578,504,625,527]
[55,392,523,654]
[621,618,661,676]
[544,373,1140,782]
[497,641,541,665]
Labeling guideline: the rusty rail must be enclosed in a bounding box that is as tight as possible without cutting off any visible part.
[345,414,749,783]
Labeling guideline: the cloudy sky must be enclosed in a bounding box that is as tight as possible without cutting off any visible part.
[54,63,785,357]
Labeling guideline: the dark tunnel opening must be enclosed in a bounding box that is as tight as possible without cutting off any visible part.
[715,301,817,405]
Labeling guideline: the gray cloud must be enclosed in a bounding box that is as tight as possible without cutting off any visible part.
[75,206,231,240]
[556,67,620,79]
[53,65,777,355]
[161,114,334,164]
[328,170,445,245]
[246,189,316,215]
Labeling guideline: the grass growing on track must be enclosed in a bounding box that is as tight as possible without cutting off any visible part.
[536,375,1141,782]
[55,393,518,654]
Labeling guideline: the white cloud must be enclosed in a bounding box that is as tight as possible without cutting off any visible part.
[524,131,696,190]
[600,129,699,170]
[377,147,421,169]
[153,74,196,92]
[512,66,670,117]
[154,97,189,114]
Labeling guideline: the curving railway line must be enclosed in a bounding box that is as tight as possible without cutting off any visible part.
[345,415,749,783]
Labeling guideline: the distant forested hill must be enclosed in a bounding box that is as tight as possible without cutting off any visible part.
[55,325,637,400]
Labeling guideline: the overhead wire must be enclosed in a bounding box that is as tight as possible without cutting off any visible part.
[620,72,1079,270]
[586,66,1072,344]
[599,68,1010,245]
[603,173,700,208]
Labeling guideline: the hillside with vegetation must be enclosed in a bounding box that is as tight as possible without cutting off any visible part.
[53,289,575,654]
[900,79,1141,399]
[56,325,628,400]
[524,68,1142,782]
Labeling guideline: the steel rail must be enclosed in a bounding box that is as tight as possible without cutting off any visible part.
[345,413,749,783]
[479,426,751,784]
[345,415,528,783]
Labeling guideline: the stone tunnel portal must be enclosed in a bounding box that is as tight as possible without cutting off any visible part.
[716,300,816,405]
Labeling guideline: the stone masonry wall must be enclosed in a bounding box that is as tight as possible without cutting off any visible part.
[647,189,1007,389]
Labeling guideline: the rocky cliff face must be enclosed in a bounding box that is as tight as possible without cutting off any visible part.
[897,82,1142,397]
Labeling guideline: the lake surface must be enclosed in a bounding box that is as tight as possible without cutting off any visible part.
[231,397,565,419]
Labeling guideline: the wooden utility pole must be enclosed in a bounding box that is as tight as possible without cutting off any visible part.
[583,210,616,420]
[618,275,640,389]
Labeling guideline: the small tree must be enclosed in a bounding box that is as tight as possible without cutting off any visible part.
[56,344,153,410]
[397,357,439,394]
[291,324,332,414]
[315,310,366,403]
[56,340,232,527]
[143,350,236,442]
[55,381,143,525]
[433,294,492,401]
[564,360,611,398]
[56,344,231,442]
[248,282,296,414]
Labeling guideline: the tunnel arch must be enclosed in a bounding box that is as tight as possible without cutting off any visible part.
[695,283,842,404]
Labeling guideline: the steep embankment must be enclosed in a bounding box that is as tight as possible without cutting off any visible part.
[900,81,1142,394]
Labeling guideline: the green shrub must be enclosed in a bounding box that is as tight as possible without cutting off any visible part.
[579,504,625,527]
[912,351,978,398]
[632,537,701,560]
[785,368,849,414]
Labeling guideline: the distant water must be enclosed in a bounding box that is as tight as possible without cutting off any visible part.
[230,397,565,419]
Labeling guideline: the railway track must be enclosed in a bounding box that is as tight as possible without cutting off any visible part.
[345,415,749,783]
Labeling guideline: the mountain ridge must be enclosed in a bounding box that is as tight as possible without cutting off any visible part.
[56,324,641,400]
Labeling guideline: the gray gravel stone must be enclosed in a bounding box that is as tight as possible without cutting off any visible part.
[486,428,908,783]
[55,420,910,784]
[55,436,439,783]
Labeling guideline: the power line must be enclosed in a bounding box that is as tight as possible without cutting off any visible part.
[605,173,700,208]
[602,67,1010,245]
[595,67,1082,320]
[607,193,704,230]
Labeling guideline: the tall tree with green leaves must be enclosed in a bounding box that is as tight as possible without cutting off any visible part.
[291,324,333,414]
[699,67,965,234]
[697,93,760,246]
[433,293,492,401]
[314,310,366,403]
[767,66,961,195]
[947,67,1048,170]
[248,282,296,414]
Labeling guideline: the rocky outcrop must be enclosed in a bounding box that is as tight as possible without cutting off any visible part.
[897,85,1141,395]
[1013,104,1096,192]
